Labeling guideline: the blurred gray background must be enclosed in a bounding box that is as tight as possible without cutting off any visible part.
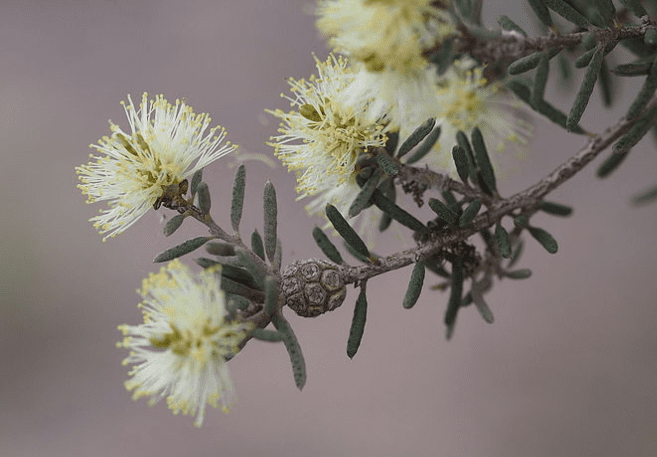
[1,1,656,456]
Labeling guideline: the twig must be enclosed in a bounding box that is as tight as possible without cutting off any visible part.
[339,94,657,285]
[453,23,657,66]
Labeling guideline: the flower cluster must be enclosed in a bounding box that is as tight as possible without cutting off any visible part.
[117,260,252,427]
[267,0,531,233]
[76,93,237,240]
[317,0,455,133]
[74,0,539,430]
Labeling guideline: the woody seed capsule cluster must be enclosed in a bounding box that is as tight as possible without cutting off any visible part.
[282,259,347,317]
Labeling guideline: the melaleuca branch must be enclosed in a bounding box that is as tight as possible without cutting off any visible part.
[166,92,657,329]
[339,93,657,286]
[391,153,492,205]
[172,201,236,243]
[75,0,657,428]
[165,197,282,326]
[455,21,657,66]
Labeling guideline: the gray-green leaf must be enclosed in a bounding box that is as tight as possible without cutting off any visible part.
[403,262,425,309]
[428,198,459,226]
[459,199,482,228]
[263,180,278,262]
[495,223,511,258]
[272,312,306,390]
[528,226,558,254]
[347,285,368,358]
[230,164,246,234]
[397,118,436,159]
[197,182,211,213]
[153,236,213,262]
[312,226,344,265]
[326,204,371,261]
[163,214,185,237]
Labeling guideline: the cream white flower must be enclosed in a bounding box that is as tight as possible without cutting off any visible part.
[117,259,252,427]
[304,171,363,218]
[316,0,455,76]
[344,61,440,136]
[316,0,456,145]
[417,58,533,177]
[266,54,389,215]
[76,93,237,241]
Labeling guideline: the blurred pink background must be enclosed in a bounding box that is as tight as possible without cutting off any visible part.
[1,1,656,456]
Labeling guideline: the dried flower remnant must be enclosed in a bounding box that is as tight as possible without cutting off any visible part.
[76,93,237,240]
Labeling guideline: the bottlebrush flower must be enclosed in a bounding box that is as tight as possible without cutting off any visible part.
[266,54,389,216]
[76,93,237,240]
[117,260,252,427]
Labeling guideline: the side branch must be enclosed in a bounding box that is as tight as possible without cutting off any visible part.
[455,22,657,66]
[341,94,657,285]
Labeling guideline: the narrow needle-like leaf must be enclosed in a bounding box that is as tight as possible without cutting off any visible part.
[153,236,213,262]
[163,214,185,237]
[230,164,246,234]
[190,168,203,197]
[264,276,279,316]
[263,180,278,262]
[326,204,371,260]
[471,127,497,193]
[456,131,478,182]
[497,15,527,36]
[632,183,657,205]
[531,53,550,108]
[251,229,265,260]
[471,284,494,323]
[539,201,574,217]
[543,0,590,27]
[567,44,604,131]
[405,125,442,165]
[376,153,399,175]
[397,118,436,159]
[312,226,344,265]
[403,262,425,309]
[495,223,512,258]
[372,189,426,232]
[459,199,482,228]
[525,0,552,27]
[428,198,459,226]
[347,285,368,358]
[626,54,657,120]
[349,169,383,218]
[452,145,471,183]
[528,226,558,254]
[272,312,306,390]
[506,269,533,279]
[444,257,464,339]
[197,182,211,213]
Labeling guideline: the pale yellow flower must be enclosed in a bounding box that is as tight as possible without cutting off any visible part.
[117,260,252,427]
[266,54,389,207]
[76,93,237,240]
[344,61,440,135]
[304,171,364,219]
[418,58,533,177]
[316,0,455,76]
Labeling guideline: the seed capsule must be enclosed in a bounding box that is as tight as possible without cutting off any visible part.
[282,259,347,317]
